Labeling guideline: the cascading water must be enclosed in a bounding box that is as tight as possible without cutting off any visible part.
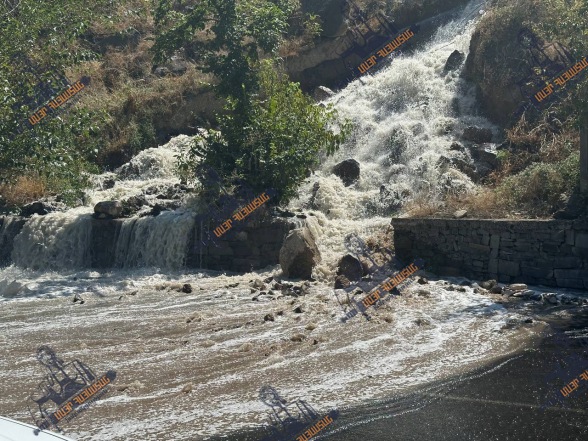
[11,212,93,270]
[290,1,494,279]
[114,211,196,269]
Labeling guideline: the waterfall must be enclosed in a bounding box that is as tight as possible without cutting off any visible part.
[114,211,196,269]
[11,212,93,270]
[289,1,492,279]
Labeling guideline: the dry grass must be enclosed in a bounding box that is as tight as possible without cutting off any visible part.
[0,175,47,208]
[401,188,524,219]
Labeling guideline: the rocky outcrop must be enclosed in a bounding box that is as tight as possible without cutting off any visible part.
[332,159,360,186]
[443,50,465,72]
[94,201,123,219]
[279,227,321,280]
[462,126,493,143]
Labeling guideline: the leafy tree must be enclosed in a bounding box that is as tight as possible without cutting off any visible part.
[154,0,351,202]
[178,63,351,202]
[0,0,115,206]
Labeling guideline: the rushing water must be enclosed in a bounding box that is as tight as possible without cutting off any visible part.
[0,2,580,440]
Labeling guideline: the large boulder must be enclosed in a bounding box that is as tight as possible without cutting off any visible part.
[94,201,123,219]
[444,50,465,72]
[462,126,493,143]
[336,254,363,282]
[279,227,321,280]
[332,159,360,186]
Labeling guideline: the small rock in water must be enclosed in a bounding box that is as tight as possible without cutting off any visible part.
[530,293,543,301]
[508,283,527,292]
[417,277,428,285]
[481,280,497,290]
[201,339,215,347]
[238,343,253,352]
[502,288,515,297]
[306,323,317,330]
[277,310,284,316]
[181,383,193,393]
[545,294,559,305]
[290,333,306,342]
[524,318,533,323]
[264,313,275,322]
[334,275,350,289]
[251,279,266,289]
[417,289,431,297]
[490,286,502,294]
[293,306,303,314]
[414,318,431,326]
[182,284,193,294]
[455,286,466,292]
[73,294,84,304]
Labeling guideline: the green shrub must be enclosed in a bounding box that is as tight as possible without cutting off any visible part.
[179,64,351,202]
[496,152,580,215]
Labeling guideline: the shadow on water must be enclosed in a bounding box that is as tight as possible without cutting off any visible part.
[209,311,588,441]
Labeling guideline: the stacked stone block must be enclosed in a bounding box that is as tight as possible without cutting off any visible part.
[392,218,588,289]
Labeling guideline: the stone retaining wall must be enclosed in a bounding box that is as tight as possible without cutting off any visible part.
[391,218,588,289]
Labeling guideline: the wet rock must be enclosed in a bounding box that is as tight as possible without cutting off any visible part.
[73,294,85,304]
[334,275,350,289]
[444,50,465,72]
[455,286,467,292]
[279,227,321,280]
[264,276,274,284]
[449,142,465,152]
[102,177,116,190]
[481,280,497,290]
[264,313,275,322]
[417,289,431,297]
[337,254,363,282]
[201,340,215,347]
[417,277,428,285]
[519,290,535,299]
[94,201,123,219]
[462,126,493,143]
[530,293,543,301]
[332,159,360,186]
[21,201,48,217]
[181,383,193,393]
[312,339,319,345]
[313,86,335,101]
[251,279,266,289]
[238,343,253,352]
[306,323,317,330]
[502,287,515,297]
[277,310,284,316]
[545,293,559,305]
[121,195,148,217]
[415,317,431,326]
[293,306,303,314]
[508,284,527,292]
[490,286,502,294]
[182,283,193,294]
[290,333,306,342]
